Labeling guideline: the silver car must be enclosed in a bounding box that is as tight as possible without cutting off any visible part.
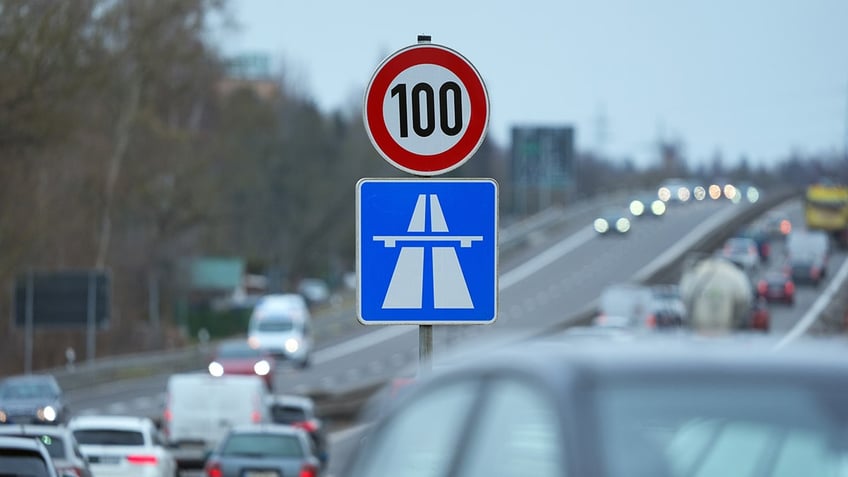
[204,424,321,477]
[345,338,848,477]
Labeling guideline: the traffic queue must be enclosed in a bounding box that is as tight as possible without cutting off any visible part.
[0,296,329,477]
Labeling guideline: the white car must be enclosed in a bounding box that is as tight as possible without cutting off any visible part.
[69,415,176,477]
[720,237,761,274]
[247,294,313,368]
[0,435,59,477]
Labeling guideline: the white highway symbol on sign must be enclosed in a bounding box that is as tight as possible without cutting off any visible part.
[374,193,482,309]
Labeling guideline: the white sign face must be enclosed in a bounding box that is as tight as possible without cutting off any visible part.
[363,44,489,176]
[381,64,472,156]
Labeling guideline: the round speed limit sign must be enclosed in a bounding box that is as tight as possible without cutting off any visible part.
[363,44,489,176]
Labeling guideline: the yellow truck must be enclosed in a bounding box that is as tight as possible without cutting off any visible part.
[805,183,848,247]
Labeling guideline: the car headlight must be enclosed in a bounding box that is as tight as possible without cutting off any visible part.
[285,338,300,353]
[37,406,57,422]
[615,218,630,233]
[709,184,722,200]
[651,200,666,216]
[746,187,759,203]
[693,186,706,201]
[594,218,610,234]
[657,187,671,202]
[629,200,645,216]
[247,337,261,349]
[677,187,691,202]
[208,361,224,377]
[254,360,271,376]
[0,410,6,423]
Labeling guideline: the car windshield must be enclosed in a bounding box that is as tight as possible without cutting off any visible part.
[0,383,55,400]
[596,382,848,477]
[256,319,295,332]
[72,429,144,446]
[0,450,50,477]
[220,433,304,458]
[1,435,65,459]
[218,342,264,359]
[271,405,308,423]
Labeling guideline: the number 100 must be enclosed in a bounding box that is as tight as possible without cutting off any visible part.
[390,81,463,138]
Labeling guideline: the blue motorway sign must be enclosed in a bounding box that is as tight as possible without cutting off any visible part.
[356,178,498,325]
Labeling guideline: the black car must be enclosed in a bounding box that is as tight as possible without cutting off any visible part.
[593,208,632,235]
[0,375,67,425]
[345,338,848,476]
[268,394,328,469]
[787,254,827,286]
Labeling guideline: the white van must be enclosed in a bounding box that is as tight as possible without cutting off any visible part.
[162,373,271,469]
[247,294,313,368]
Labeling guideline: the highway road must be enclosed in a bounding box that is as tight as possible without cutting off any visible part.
[61,193,848,477]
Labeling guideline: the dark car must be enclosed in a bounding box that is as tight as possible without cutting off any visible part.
[628,195,666,218]
[344,339,848,477]
[787,254,827,286]
[268,394,328,468]
[593,208,631,235]
[0,375,67,426]
[736,225,771,262]
[757,272,795,305]
[207,340,276,390]
[204,424,321,477]
[747,296,770,331]
[0,424,93,477]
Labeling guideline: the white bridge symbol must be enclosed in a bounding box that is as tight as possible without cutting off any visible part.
[373,194,482,309]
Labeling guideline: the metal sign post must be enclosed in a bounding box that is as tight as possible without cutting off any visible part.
[24,270,34,374]
[86,270,97,364]
[416,34,433,375]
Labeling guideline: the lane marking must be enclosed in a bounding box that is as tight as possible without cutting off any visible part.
[774,255,848,350]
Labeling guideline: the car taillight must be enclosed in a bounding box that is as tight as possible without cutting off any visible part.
[127,454,158,465]
[299,464,318,477]
[811,267,821,279]
[757,281,767,295]
[57,468,82,477]
[251,410,262,423]
[205,460,223,477]
[785,281,795,294]
[645,314,657,328]
[294,420,318,433]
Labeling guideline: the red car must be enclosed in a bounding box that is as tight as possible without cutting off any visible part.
[208,340,276,390]
[757,272,795,306]
[748,297,770,332]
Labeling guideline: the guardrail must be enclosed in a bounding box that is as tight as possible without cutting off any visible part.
[51,190,636,392]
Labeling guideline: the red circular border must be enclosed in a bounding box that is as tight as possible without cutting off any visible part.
[364,44,489,175]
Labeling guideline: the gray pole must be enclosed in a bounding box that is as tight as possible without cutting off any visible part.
[86,271,97,365]
[149,271,160,332]
[24,271,34,374]
[417,33,434,375]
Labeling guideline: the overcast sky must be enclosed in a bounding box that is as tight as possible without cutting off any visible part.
[213,0,848,167]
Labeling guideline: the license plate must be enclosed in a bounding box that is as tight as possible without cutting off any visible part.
[89,455,121,465]
[244,471,280,477]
